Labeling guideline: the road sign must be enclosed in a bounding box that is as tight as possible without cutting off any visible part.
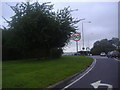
[72,32,81,41]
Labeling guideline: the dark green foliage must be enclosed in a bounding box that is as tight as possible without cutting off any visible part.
[50,48,63,58]
[2,2,79,60]
[91,38,119,55]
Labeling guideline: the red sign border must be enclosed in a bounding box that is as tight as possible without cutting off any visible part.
[72,32,81,41]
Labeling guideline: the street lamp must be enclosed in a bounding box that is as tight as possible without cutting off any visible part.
[79,18,85,21]
[82,21,91,51]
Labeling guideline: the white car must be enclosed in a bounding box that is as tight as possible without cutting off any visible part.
[100,52,106,56]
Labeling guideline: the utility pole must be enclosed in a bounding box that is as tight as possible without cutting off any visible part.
[79,18,85,51]
[82,21,91,51]
[82,22,84,51]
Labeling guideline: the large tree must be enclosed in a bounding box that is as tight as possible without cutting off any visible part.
[91,38,119,55]
[3,2,79,60]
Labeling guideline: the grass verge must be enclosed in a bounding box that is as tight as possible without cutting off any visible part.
[3,56,93,88]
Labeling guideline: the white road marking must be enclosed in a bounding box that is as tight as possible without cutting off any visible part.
[91,80,112,90]
[113,58,120,62]
[62,59,97,90]
[101,57,120,62]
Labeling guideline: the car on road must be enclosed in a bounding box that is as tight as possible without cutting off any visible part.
[100,52,106,56]
[107,51,120,58]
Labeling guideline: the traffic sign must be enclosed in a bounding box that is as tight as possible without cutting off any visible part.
[72,32,81,41]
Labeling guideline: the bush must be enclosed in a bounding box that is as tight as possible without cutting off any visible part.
[2,47,23,60]
[2,2,79,60]
[50,48,63,58]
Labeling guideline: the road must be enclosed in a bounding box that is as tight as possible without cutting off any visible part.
[63,56,119,89]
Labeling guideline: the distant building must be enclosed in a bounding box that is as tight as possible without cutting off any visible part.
[118,1,120,40]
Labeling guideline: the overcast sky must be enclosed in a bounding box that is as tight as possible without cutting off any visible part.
[0,1,118,52]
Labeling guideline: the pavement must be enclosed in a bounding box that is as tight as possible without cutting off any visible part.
[48,56,120,90]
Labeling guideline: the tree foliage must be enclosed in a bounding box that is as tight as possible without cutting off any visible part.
[91,38,120,55]
[2,2,79,60]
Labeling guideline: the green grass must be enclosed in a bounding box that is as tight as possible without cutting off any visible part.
[2,56,93,88]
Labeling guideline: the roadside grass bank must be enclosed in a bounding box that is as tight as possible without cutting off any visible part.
[3,56,93,88]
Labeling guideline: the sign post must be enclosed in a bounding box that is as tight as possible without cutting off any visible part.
[76,41,78,52]
[72,32,81,52]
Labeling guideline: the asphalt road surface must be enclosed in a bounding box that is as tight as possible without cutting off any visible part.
[63,56,120,89]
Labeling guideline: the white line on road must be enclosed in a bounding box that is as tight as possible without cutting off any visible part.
[62,59,97,90]
[114,58,120,62]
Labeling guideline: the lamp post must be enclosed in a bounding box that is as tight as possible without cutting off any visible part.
[82,21,91,51]
[79,18,85,21]
[78,18,85,52]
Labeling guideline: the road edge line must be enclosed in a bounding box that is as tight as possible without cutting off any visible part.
[114,58,120,62]
[62,58,97,89]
